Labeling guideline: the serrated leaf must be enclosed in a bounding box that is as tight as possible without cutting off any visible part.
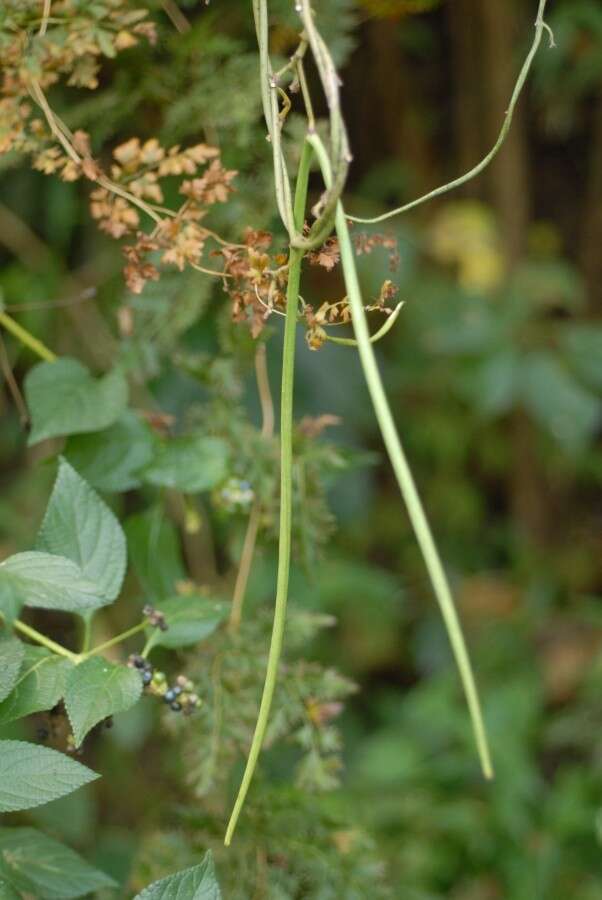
[64,657,142,747]
[37,458,126,604]
[125,507,186,600]
[0,552,103,618]
[143,435,229,493]
[65,411,155,492]
[0,740,98,813]
[0,635,24,702]
[0,827,116,898]
[522,352,600,451]
[0,646,73,725]
[134,852,221,900]
[25,357,128,446]
[145,595,227,650]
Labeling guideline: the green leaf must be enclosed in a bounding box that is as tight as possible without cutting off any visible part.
[134,852,221,900]
[522,352,600,451]
[0,740,98,813]
[64,411,155,492]
[561,324,602,390]
[0,635,24,702]
[64,657,142,747]
[145,594,227,650]
[0,827,116,898]
[25,357,128,446]
[37,458,126,604]
[125,507,186,600]
[143,435,229,493]
[0,646,73,725]
[0,552,103,618]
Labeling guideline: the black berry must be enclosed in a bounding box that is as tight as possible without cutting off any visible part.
[170,701,182,712]
[164,689,176,703]
[142,670,153,685]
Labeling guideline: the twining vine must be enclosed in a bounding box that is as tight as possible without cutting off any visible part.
[224,0,554,845]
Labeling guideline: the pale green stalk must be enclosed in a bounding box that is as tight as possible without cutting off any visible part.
[12,618,81,663]
[84,621,148,659]
[309,132,493,780]
[225,140,313,846]
[0,310,57,363]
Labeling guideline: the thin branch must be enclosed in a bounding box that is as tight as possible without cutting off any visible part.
[347,0,554,224]
[39,0,52,35]
[0,332,30,426]
[228,344,275,631]
[161,0,191,33]
[256,341,275,439]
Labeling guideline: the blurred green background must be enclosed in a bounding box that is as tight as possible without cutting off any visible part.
[1,0,601,897]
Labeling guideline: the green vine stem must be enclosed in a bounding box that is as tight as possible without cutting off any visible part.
[309,131,493,780]
[224,139,313,846]
[0,310,57,363]
[347,0,553,225]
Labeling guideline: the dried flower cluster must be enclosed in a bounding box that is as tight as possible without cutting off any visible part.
[219,229,400,348]
[220,229,289,337]
[97,138,237,293]
[0,1,237,294]
[0,2,400,349]
[0,1,155,157]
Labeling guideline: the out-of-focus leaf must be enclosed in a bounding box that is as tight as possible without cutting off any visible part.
[25,358,128,445]
[65,411,155,492]
[144,594,227,650]
[561,325,602,390]
[143,435,229,493]
[125,508,186,600]
[521,352,600,451]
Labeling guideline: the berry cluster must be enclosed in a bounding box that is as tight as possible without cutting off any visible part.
[128,656,200,715]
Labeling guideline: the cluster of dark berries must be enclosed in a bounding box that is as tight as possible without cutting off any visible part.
[129,654,155,685]
[162,674,200,715]
[143,604,168,631]
[128,655,199,715]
